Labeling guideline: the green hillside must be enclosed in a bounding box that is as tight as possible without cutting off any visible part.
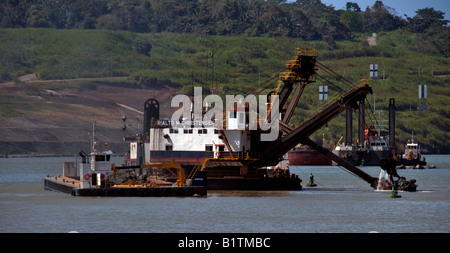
[0,28,449,153]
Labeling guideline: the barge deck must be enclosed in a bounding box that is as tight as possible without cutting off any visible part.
[44,174,206,197]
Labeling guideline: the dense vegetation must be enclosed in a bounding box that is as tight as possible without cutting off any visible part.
[0,0,448,153]
[1,0,448,53]
[2,0,400,37]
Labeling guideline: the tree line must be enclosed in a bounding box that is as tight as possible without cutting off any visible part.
[1,0,448,55]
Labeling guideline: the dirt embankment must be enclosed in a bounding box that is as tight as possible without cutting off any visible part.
[0,77,179,156]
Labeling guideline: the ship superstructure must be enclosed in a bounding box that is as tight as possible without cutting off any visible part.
[397,132,427,169]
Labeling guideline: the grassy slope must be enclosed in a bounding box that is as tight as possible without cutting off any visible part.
[0,28,448,153]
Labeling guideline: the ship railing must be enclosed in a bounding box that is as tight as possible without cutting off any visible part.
[296,48,318,57]
[285,60,301,70]
[217,151,261,160]
[279,72,298,81]
[207,168,242,178]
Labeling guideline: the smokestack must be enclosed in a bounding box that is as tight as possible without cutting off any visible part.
[358,100,365,148]
[346,108,352,146]
[389,98,396,150]
[143,98,160,134]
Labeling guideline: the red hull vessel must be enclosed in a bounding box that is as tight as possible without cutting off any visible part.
[288,146,332,165]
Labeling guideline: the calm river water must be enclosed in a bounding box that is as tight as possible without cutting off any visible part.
[1,155,448,233]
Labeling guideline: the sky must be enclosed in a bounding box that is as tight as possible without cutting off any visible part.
[320,0,450,21]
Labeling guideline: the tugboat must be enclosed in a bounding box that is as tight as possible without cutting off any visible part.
[396,132,427,169]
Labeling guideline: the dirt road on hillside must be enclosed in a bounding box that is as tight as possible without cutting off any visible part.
[366,33,377,46]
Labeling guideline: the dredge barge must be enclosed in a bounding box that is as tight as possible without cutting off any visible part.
[44,144,206,197]
[124,48,417,192]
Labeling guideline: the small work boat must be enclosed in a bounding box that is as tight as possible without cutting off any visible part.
[397,132,427,169]
[44,144,206,197]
